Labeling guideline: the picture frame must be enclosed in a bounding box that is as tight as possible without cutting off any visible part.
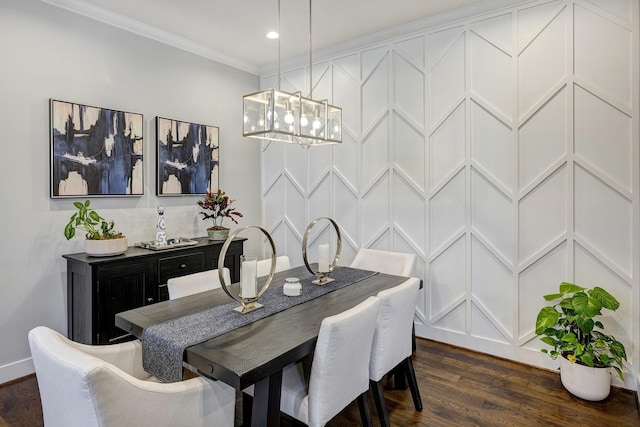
[156,116,219,196]
[50,99,144,198]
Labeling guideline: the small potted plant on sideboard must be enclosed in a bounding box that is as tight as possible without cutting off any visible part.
[64,200,127,256]
[198,189,243,240]
[535,282,627,401]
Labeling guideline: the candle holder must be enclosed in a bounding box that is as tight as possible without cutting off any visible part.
[302,217,342,285]
[218,226,277,314]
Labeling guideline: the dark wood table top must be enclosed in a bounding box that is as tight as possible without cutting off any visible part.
[115,265,409,390]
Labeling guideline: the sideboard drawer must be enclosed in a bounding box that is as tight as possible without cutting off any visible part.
[158,252,204,284]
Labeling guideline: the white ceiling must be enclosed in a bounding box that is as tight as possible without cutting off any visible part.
[43,0,505,74]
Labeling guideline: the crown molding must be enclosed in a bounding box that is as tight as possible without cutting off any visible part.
[39,0,260,75]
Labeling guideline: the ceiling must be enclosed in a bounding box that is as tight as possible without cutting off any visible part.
[44,0,491,74]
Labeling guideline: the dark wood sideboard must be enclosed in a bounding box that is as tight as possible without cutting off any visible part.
[63,237,246,345]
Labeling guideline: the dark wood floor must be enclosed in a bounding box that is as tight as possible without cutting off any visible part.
[1,338,638,426]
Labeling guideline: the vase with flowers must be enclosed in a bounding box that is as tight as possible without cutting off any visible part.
[198,189,243,240]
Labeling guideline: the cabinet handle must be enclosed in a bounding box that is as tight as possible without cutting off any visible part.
[147,297,154,304]
[180,264,187,269]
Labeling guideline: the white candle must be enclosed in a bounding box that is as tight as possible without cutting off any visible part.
[241,256,257,298]
[318,244,330,272]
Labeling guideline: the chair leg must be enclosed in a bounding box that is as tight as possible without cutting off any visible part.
[357,391,373,427]
[370,379,390,427]
[403,357,423,411]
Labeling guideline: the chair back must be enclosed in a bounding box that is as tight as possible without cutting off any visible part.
[29,326,103,426]
[308,296,380,426]
[29,326,236,427]
[350,248,416,277]
[369,278,420,381]
[256,255,291,277]
[167,267,231,299]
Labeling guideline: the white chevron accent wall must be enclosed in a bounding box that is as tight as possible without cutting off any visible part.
[260,0,639,388]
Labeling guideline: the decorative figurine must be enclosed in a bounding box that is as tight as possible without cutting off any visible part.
[155,205,167,245]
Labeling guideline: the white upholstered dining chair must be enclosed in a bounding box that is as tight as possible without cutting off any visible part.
[28,326,235,427]
[256,255,291,277]
[369,277,422,426]
[349,248,416,277]
[244,296,381,426]
[167,267,231,299]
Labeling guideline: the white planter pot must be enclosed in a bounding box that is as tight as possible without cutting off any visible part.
[85,237,128,257]
[559,355,611,401]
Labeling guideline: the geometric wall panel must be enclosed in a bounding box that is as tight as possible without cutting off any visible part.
[518,87,567,190]
[394,113,425,190]
[393,51,425,126]
[393,175,425,252]
[285,143,308,189]
[430,34,465,127]
[517,7,566,116]
[470,13,513,53]
[362,117,389,185]
[362,174,389,245]
[263,0,638,386]
[574,85,632,192]
[471,303,510,343]
[430,170,465,253]
[574,165,632,275]
[394,35,425,68]
[517,1,563,49]
[471,169,513,263]
[518,242,568,340]
[518,166,567,263]
[471,236,513,338]
[362,51,389,131]
[430,103,465,188]
[574,4,632,108]
[470,32,514,120]
[584,0,633,22]
[430,236,466,320]
[574,242,632,340]
[470,101,513,192]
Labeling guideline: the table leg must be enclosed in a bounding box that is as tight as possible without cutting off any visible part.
[251,370,283,427]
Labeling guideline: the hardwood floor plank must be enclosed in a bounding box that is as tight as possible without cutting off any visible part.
[1,338,638,426]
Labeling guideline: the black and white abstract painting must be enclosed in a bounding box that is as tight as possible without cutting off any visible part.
[156,116,219,196]
[50,99,144,197]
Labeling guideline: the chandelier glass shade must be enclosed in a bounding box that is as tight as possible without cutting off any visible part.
[243,89,342,145]
[242,0,342,146]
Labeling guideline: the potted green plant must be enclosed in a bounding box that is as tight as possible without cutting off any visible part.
[198,189,243,240]
[64,200,127,256]
[535,282,627,401]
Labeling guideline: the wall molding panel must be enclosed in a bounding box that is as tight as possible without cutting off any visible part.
[261,0,639,389]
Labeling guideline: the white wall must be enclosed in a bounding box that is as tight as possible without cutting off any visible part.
[0,0,261,383]
[261,0,639,389]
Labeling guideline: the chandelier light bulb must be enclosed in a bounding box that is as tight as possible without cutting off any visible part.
[300,115,309,127]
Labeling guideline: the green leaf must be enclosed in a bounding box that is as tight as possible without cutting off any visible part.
[610,341,627,360]
[540,337,557,347]
[64,223,75,240]
[576,317,594,335]
[611,366,624,382]
[570,292,589,314]
[73,201,84,209]
[580,353,594,367]
[543,293,563,301]
[561,333,577,344]
[559,282,585,294]
[535,306,560,334]
[590,286,620,311]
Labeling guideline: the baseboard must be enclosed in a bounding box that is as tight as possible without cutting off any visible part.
[637,373,640,408]
[0,357,34,386]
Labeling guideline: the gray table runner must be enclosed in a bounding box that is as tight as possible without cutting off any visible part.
[142,266,377,382]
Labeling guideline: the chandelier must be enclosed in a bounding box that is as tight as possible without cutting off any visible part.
[242,0,342,146]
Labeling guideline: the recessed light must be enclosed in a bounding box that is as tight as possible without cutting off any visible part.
[266,31,279,39]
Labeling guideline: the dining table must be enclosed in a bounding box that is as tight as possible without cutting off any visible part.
[115,264,411,427]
